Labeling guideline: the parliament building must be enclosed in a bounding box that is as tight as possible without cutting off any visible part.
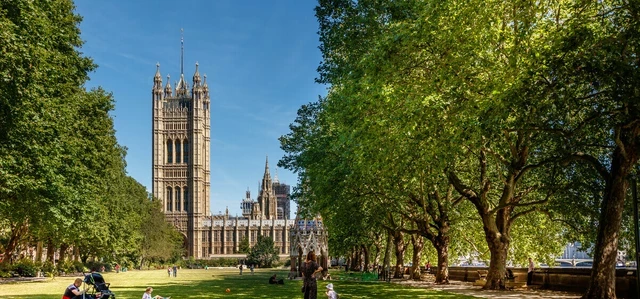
[151,56,295,258]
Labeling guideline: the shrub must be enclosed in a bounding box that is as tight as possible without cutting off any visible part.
[0,262,12,278]
[41,261,56,277]
[13,259,39,277]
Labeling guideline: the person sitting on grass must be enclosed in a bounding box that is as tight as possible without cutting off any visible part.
[62,278,85,299]
[142,287,171,299]
[325,283,339,299]
[269,274,284,285]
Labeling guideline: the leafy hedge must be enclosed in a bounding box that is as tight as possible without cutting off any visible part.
[0,259,102,278]
[186,258,240,268]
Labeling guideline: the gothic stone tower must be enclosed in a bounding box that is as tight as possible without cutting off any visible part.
[152,59,211,258]
[255,157,278,219]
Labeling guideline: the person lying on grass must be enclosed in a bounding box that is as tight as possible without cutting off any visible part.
[269,274,284,284]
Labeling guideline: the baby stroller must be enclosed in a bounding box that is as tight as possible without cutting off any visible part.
[81,272,116,299]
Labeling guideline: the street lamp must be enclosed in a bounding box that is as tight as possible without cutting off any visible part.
[631,175,639,297]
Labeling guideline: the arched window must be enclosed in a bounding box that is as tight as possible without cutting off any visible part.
[167,139,173,164]
[175,140,181,163]
[183,188,189,212]
[175,187,181,211]
[183,140,189,164]
[166,187,173,212]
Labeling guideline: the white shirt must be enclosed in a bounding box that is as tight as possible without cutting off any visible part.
[528,260,534,273]
[142,293,152,299]
[326,290,337,299]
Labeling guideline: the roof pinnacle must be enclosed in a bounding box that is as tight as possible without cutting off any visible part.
[193,62,201,86]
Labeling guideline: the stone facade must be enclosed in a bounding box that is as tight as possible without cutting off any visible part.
[152,59,294,258]
[152,61,211,258]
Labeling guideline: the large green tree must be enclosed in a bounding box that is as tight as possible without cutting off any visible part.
[247,236,280,268]
[531,2,640,297]
[139,198,183,268]
[0,0,184,271]
[0,0,95,262]
[311,0,575,289]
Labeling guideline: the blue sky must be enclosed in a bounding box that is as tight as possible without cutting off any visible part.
[74,0,325,217]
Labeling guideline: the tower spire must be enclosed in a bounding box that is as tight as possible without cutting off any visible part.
[180,28,184,76]
[264,155,270,176]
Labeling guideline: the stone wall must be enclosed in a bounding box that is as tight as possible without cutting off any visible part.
[448,266,637,299]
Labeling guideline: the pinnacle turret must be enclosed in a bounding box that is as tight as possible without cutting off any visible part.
[164,74,173,97]
[203,74,209,97]
[176,74,188,96]
[193,62,201,87]
[154,63,162,89]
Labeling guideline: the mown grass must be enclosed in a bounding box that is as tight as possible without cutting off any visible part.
[0,268,473,299]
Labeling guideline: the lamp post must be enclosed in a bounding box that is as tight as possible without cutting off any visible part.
[632,176,639,297]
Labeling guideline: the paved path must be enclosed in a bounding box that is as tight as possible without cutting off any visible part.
[394,279,582,299]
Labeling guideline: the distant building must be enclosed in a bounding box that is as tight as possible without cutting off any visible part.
[243,162,292,220]
[561,242,591,260]
[560,242,627,263]
[273,170,291,220]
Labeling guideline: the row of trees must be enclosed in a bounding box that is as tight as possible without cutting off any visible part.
[280,1,639,298]
[0,0,183,272]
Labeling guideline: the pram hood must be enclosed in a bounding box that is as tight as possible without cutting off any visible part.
[84,273,106,285]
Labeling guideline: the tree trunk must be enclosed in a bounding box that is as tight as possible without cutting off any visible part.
[46,239,56,264]
[393,230,405,278]
[583,141,638,299]
[350,247,358,271]
[380,232,392,281]
[58,244,69,263]
[373,241,381,268]
[483,228,510,290]
[357,245,363,271]
[2,221,27,264]
[433,235,450,284]
[35,241,43,262]
[362,244,370,272]
[410,234,424,280]
[73,246,80,262]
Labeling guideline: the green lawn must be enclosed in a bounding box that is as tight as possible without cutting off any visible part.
[0,268,473,299]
